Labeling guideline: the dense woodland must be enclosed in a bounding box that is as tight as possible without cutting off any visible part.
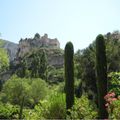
[0,31,120,119]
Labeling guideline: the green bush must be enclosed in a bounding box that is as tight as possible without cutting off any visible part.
[0,48,9,72]
[30,78,48,106]
[1,75,31,106]
[1,75,48,108]
[111,99,120,119]
[0,102,19,119]
[108,72,120,95]
[23,109,39,120]
[35,92,66,119]
[104,92,120,119]
[68,95,98,119]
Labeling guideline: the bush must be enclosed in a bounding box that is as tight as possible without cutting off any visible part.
[104,92,120,119]
[108,72,120,95]
[111,99,120,119]
[0,102,19,119]
[68,95,98,119]
[23,109,39,119]
[1,75,31,106]
[35,92,66,119]
[1,75,48,108]
[30,78,48,106]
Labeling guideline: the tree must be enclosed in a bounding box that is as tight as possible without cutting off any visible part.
[64,42,74,111]
[30,78,48,106]
[0,48,9,90]
[34,33,40,39]
[0,48,9,72]
[39,50,47,79]
[96,34,108,118]
[1,75,31,118]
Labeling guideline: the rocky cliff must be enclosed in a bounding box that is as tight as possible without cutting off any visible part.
[16,33,64,68]
[17,33,60,58]
[0,33,64,68]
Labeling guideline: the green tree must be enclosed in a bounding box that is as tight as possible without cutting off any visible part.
[39,50,47,79]
[30,78,48,106]
[1,75,31,119]
[0,48,9,72]
[64,42,74,111]
[75,31,120,102]
[96,34,108,118]
[1,75,30,105]
[0,47,9,91]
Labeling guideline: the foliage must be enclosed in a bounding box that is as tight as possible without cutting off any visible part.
[111,99,120,119]
[0,75,48,108]
[30,78,48,106]
[68,95,98,119]
[75,31,120,102]
[46,66,64,84]
[23,109,39,119]
[74,43,97,100]
[105,31,120,72]
[108,72,120,95]
[35,92,66,119]
[34,33,40,39]
[64,41,74,110]
[1,75,31,105]
[0,102,19,119]
[16,49,48,79]
[0,48,9,72]
[0,39,5,47]
[104,92,120,119]
[96,34,108,118]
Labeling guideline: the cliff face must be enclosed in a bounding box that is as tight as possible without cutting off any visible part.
[16,33,64,68]
[0,33,64,68]
[17,33,60,58]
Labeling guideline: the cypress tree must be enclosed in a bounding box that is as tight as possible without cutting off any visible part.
[96,34,108,118]
[39,50,47,79]
[64,42,74,110]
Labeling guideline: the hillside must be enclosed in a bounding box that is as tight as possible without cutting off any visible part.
[16,33,63,68]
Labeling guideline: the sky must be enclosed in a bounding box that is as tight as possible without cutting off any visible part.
[0,0,120,51]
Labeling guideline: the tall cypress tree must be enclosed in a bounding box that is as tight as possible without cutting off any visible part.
[64,42,74,110]
[96,34,108,118]
[39,50,47,79]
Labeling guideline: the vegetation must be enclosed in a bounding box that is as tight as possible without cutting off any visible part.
[1,31,120,119]
[96,34,108,118]
[0,48,9,72]
[68,95,98,119]
[64,42,74,110]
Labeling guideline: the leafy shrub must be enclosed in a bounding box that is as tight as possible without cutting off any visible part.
[111,99,120,119]
[108,72,120,95]
[68,95,98,119]
[47,67,64,84]
[0,102,19,119]
[1,75,31,106]
[35,92,66,119]
[23,109,39,119]
[30,78,48,106]
[0,48,9,72]
[1,75,48,108]
[104,92,120,119]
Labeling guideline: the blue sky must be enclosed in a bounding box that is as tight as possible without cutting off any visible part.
[0,0,120,51]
